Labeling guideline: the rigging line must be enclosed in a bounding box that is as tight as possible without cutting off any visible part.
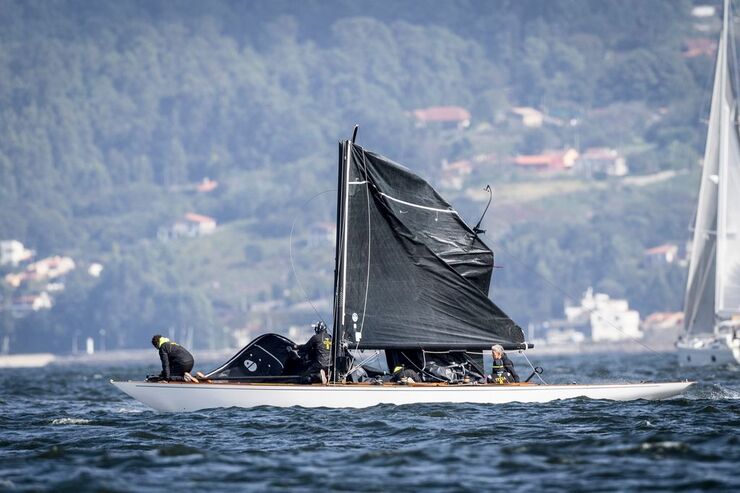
[520,350,547,384]
[345,350,382,377]
[402,351,447,382]
[490,241,668,358]
[288,189,335,328]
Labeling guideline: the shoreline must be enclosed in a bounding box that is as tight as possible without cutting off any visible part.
[0,340,678,369]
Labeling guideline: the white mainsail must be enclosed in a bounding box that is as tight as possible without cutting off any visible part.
[684,0,740,333]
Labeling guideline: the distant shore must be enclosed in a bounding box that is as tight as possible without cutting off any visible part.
[527,338,676,356]
[0,348,234,369]
[0,339,678,369]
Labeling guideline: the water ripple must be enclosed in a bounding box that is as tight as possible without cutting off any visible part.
[0,353,738,492]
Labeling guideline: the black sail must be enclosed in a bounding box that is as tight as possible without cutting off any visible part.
[337,142,524,350]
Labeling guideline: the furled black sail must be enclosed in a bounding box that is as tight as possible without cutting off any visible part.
[335,141,525,350]
[204,334,302,381]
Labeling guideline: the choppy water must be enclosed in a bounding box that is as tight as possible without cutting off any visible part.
[0,352,738,492]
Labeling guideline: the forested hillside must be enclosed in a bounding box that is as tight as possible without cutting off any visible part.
[0,0,716,352]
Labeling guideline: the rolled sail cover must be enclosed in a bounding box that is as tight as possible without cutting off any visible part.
[340,142,524,349]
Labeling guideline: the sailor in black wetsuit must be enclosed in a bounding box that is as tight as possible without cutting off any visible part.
[151,334,197,382]
[489,344,519,383]
[296,321,332,384]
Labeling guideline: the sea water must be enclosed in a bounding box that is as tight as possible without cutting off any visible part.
[0,352,738,492]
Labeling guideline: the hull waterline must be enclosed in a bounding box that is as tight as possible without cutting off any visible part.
[111,380,694,412]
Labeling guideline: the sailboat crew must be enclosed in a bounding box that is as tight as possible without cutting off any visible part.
[490,344,519,383]
[151,334,198,383]
[295,321,332,384]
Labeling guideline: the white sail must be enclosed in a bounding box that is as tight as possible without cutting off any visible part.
[683,4,725,334]
[716,99,740,316]
[715,0,740,317]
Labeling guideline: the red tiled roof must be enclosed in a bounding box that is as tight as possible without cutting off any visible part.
[514,155,553,166]
[446,160,472,172]
[514,151,570,167]
[184,213,216,224]
[644,244,677,255]
[197,179,218,193]
[682,38,717,58]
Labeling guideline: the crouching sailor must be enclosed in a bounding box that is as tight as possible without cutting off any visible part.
[296,321,332,384]
[489,344,519,384]
[151,334,198,383]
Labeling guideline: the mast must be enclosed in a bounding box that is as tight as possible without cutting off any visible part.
[331,128,357,382]
[330,140,348,383]
[716,0,730,317]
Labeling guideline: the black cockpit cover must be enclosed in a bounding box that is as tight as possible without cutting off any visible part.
[205,333,296,379]
[339,142,524,350]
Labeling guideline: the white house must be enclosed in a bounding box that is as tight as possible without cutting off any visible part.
[0,240,34,267]
[566,288,642,342]
[10,291,53,314]
[575,148,628,177]
[510,107,545,128]
[160,213,217,240]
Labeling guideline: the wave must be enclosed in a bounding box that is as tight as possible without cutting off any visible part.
[50,417,91,425]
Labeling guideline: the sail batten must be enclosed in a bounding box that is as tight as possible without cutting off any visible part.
[337,142,524,350]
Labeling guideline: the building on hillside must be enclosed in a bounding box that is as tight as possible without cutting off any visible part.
[8,291,53,315]
[412,106,471,129]
[4,256,76,288]
[510,107,544,128]
[196,177,219,193]
[88,263,104,277]
[439,159,472,190]
[565,288,642,342]
[642,312,684,332]
[643,243,679,266]
[544,327,587,345]
[691,5,715,18]
[512,148,579,172]
[682,38,717,58]
[159,213,217,240]
[531,288,643,344]
[642,311,684,346]
[529,319,588,346]
[31,256,76,280]
[472,152,499,166]
[574,147,628,178]
[0,240,34,267]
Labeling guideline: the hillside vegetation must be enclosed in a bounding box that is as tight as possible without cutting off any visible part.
[0,0,713,352]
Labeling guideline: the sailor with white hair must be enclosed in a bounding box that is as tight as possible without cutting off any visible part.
[490,344,519,383]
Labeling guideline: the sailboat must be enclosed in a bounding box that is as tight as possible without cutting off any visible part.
[112,129,692,411]
[677,0,740,366]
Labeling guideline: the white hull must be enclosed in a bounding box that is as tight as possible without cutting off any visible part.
[111,380,693,412]
[676,335,740,366]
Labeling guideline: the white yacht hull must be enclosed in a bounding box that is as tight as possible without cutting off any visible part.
[111,380,693,412]
[676,335,739,366]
